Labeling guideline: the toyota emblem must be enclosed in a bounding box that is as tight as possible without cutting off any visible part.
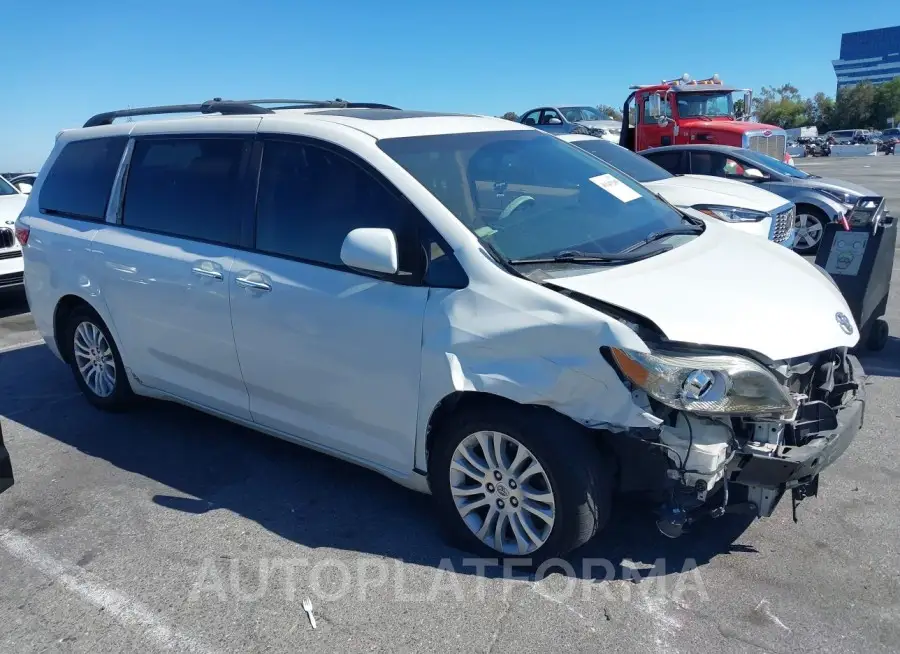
[835,312,854,335]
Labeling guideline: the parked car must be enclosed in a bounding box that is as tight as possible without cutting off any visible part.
[8,173,37,195]
[558,135,796,247]
[518,105,621,141]
[640,144,884,254]
[0,175,26,290]
[18,99,866,559]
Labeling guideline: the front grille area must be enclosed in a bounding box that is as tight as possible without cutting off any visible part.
[747,134,786,159]
[0,272,23,288]
[0,250,22,261]
[0,228,14,249]
[770,207,795,243]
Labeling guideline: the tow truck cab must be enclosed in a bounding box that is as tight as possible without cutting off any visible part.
[620,74,793,165]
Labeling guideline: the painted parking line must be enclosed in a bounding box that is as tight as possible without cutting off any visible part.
[0,529,219,654]
[0,338,45,354]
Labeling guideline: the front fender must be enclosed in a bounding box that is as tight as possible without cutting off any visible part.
[777,187,846,220]
[413,280,662,472]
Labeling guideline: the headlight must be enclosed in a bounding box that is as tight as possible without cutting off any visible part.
[692,204,768,223]
[811,187,857,205]
[610,347,796,415]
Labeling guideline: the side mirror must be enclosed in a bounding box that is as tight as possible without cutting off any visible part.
[743,168,766,179]
[15,182,32,195]
[647,93,662,118]
[546,117,563,125]
[657,115,669,128]
[340,227,399,275]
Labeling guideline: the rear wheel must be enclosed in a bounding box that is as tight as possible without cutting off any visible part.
[64,306,134,411]
[430,404,613,563]
[793,206,827,254]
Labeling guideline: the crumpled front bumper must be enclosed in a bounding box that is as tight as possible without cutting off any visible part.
[726,355,865,490]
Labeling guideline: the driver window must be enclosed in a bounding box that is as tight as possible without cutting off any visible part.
[690,152,729,177]
[642,95,672,124]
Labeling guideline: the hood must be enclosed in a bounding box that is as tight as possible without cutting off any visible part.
[798,176,879,199]
[546,219,858,361]
[0,195,26,223]
[646,174,788,212]
[678,119,782,136]
[576,120,621,132]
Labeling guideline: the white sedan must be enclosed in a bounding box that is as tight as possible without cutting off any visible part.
[558,134,796,247]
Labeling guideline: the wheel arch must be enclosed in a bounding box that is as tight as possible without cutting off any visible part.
[52,295,116,364]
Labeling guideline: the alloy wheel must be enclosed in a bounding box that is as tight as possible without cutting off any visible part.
[448,430,555,555]
[793,213,823,252]
[73,321,117,398]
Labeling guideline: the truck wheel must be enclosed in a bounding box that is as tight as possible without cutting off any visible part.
[65,306,134,411]
[866,318,889,351]
[429,403,613,563]
[793,206,827,255]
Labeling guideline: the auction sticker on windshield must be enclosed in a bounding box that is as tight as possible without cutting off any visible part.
[588,174,641,203]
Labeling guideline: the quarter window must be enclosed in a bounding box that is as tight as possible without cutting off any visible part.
[255,139,416,271]
[39,136,128,220]
[121,137,249,245]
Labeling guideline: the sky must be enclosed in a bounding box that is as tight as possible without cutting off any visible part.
[2,0,898,170]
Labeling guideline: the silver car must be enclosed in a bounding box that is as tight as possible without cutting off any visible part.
[641,144,884,254]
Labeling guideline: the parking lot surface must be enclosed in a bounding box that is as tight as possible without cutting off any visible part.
[1,156,899,653]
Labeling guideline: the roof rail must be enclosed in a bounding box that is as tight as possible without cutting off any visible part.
[83,98,274,128]
[83,98,402,128]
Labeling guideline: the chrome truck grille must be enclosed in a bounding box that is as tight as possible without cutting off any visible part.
[769,206,795,243]
[744,130,787,160]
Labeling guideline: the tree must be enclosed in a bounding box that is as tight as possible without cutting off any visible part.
[500,112,518,121]
[832,82,877,129]
[751,83,808,128]
[596,104,623,121]
[734,98,745,119]
[873,78,900,128]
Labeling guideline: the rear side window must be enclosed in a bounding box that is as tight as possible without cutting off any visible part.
[255,139,417,271]
[642,150,685,174]
[39,136,128,220]
[121,137,249,246]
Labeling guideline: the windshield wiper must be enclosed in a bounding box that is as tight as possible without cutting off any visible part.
[620,224,704,253]
[508,245,672,266]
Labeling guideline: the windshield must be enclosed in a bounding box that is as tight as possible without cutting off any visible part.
[378,130,685,262]
[0,176,19,196]
[571,139,672,183]
[676,92,733,118]
[740,149,811,179]
[560,106,607,122]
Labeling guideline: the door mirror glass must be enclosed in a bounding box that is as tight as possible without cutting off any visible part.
[647,93,662,118]
[340,227,399,275]
[656,115,669,128]
[546,117,563,125]
[15,182,32,194]
[743,168,766,179]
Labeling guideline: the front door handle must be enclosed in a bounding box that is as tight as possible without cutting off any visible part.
[191,266,223,280]
[235,275,272,292]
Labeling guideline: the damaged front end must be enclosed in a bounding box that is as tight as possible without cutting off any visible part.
[607,343,866,538]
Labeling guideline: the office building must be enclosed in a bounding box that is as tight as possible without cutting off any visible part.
[832,25,900,92]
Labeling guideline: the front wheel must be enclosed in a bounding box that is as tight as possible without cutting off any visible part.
[793,206,827,255]
[429,404,613,562]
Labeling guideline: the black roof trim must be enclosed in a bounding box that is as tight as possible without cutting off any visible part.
[83,98,401,128]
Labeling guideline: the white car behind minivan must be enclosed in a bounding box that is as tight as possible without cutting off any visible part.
[558,134,796,247]
[0,175,26,290]
[17,100,865,560]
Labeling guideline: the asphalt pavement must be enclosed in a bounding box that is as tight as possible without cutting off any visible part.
[1,156,899,653]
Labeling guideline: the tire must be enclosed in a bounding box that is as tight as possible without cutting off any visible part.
[793,205,828,255]
[429,403,614,563]
[64,306,134,411]
[866,318,889,351]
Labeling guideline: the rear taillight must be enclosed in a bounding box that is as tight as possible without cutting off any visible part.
[14,223,29,246]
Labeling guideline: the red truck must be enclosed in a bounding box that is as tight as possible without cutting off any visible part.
[619,74,794,165]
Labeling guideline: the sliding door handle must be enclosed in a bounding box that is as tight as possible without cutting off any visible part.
[235,275,272,292]
[191,266,223,280]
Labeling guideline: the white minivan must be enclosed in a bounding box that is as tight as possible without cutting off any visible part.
[17,100,866,560]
